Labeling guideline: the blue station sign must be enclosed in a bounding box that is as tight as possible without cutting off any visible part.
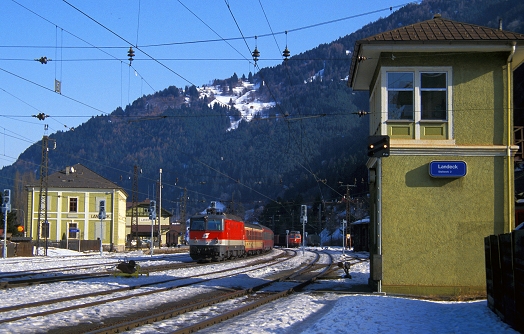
[429,161,467,178]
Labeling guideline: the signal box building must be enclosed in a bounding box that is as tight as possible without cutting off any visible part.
[125,200,173,246]
[27,164,128,252]
[348,15,524,297]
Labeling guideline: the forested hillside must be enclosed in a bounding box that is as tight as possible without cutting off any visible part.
[2,0,523,233]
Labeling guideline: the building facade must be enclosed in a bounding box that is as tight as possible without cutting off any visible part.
[349,15,524,297]
[27,164,128,252]
[125,200,173,247]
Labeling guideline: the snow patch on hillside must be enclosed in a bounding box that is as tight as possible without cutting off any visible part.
[199,81,275,131]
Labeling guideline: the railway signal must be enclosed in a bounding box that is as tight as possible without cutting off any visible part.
[368,135,390,157]
[2,189,11,214]
[301,205,307,255]
[148,200,156,220]
[98,199,106,256]
[98,200,106,220]
[149,200,156,256]
[2,189,11,259]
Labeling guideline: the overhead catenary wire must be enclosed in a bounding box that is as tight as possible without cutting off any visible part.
[0,0,424,209]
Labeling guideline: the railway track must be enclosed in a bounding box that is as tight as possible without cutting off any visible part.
[0,254,202,288]
[73,249,333,334]
[0,248,364,333]
[0,249,297,332]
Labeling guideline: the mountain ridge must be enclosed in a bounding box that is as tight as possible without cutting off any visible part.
[2,0,524,226]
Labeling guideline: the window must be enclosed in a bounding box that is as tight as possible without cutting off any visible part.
[421,72,447,120]
[207,219,223,231]
[387,72,414,120]
[68,223,78,239]
[190,219,205,231]
[387,70,449,121]
[69,198,78,212]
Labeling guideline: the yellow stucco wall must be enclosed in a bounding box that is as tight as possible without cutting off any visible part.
[379,155,507,296]
[367,51,513,297]
[28,188,128,251]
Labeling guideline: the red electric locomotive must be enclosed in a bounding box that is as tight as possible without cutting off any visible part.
[288,231,302,248]
[188,203,274,262]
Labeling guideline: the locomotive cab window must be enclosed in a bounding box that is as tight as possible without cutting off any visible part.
[190,219,205,231]
[207,219,223,231]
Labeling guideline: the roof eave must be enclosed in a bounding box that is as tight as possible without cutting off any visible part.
[349,41,521,91]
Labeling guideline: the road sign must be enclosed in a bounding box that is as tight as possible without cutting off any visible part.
[429,161,467,178]
[69,228,80,233]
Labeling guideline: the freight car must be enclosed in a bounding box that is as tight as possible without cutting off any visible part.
[188,203,274,262]
[307,234,321,246]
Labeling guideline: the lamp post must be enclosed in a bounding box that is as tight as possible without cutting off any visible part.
[341,220,347,256]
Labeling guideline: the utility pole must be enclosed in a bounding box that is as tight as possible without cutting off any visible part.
[131,165,139,250]
[158,169,162,248]
[180,188,187,244]
[36,132,51,256]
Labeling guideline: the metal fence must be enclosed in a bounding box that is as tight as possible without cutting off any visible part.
[484,230,524,333]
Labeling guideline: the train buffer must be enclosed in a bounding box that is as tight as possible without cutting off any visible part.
[114,260,149,278]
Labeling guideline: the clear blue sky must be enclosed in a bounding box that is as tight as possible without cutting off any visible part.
[0,0,416,169]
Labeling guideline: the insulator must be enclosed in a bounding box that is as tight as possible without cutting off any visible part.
[33,113,48,120]
[127,46,135,64]
[283,47,290,60]
[252,47,260,62]
[35,56,49,64]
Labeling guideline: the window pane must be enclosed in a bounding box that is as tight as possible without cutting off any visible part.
[388,72,413,89]
[421,91,447,120]
[388,91,414,120]
[421,73,446,88]
[69,198,78,212]
[69,223,77,239]
[207,219,223,231]
[190,219,205,231]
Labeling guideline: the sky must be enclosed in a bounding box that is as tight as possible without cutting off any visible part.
[0,246,517,333]
[0,0,418,170]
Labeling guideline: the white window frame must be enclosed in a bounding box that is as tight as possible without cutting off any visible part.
[381,66,453,140]
[69,197,78,213]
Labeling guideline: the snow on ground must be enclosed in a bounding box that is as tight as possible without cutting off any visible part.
[0,247,517,333]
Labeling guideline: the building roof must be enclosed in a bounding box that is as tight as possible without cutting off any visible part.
[361,14,524,43]
[349,15,524,90]
[38,163,125,192]
[126,199,173,217]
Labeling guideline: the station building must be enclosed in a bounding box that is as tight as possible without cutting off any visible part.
[26,163,128,252]
[348,15,524,297]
